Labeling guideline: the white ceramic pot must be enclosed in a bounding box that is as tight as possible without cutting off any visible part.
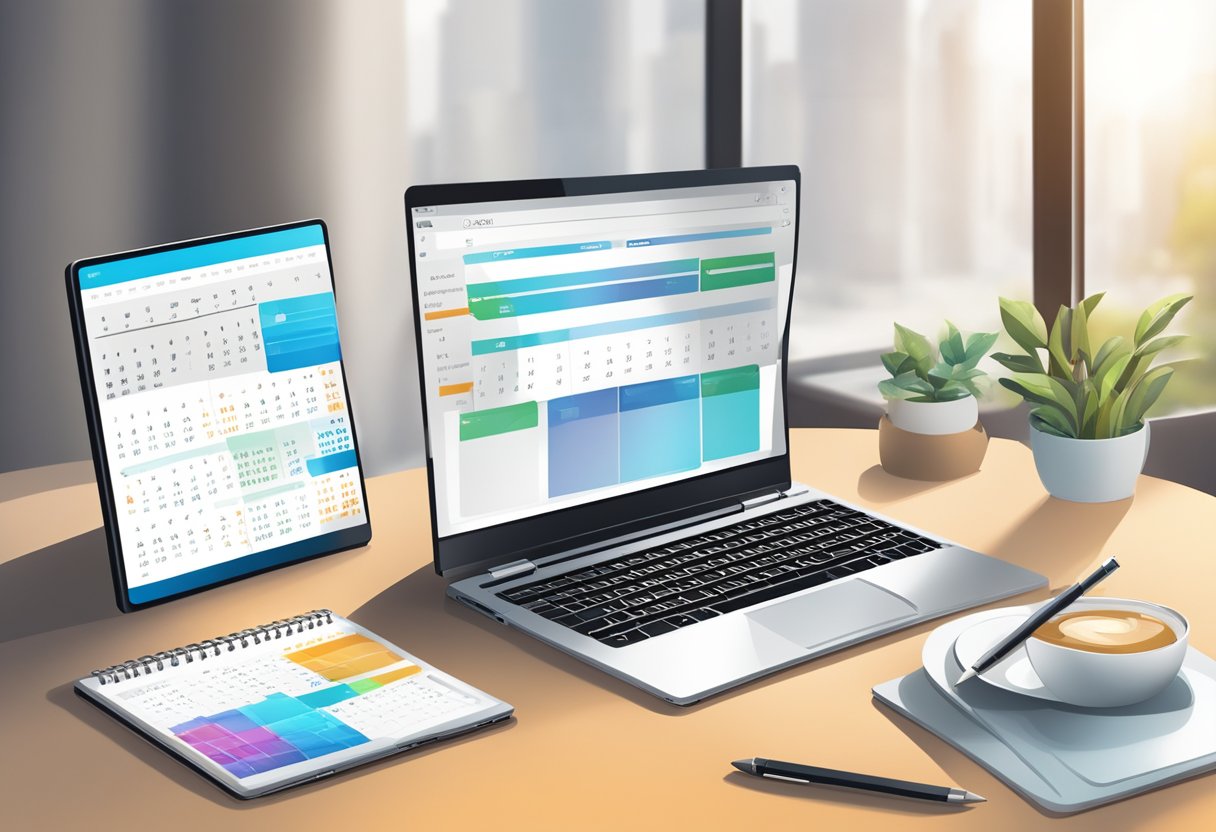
[1025,597,1188,708]
[886,395,978,436]
[1029,421,1150,502]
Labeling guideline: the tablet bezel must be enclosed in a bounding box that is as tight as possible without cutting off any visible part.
[66,219,373,612]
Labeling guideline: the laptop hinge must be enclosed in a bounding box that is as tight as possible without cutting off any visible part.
[488,558,537,580]
[741,490,784,510]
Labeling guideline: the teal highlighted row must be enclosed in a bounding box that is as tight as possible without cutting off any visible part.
[463,241,610,265]
[470,297,775,356]
[466,259,697,299]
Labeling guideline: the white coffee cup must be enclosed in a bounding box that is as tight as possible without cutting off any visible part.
[1025,597,1188,708]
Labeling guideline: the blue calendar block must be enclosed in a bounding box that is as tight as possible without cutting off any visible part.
[259,293,342,373]
[618,375,701,482]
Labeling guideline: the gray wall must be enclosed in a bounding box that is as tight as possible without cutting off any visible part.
[0,0,705,478]
[0,0,422,475]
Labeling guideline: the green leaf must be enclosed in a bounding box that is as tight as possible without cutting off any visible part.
[1109,386,1132,438]
[1122,366,1175,431]
[1114,351,1150,395]
[1098,353,1132,402]
[1071,297,1092,371]
[945,320,961,342]
[933,382,972,401]
[1091,336,1126,378]
[939,329,967,366]
[1047,305,1073,378]
[880,370,936,400]
[930,361,988,401]
[928,361,952,382]
[881,351,910,377]
[999,374,1079,429]
[998,297,1048,353]
[878,379,917,401]
[956,377,984,399]
[930,362,986,382]
[961,331,999,369]
[1132,334,1187,362]
[1080,292,1105,318]
[893,323,933,375]
[1094,396,1116,438]
[1030,406,1075,438]
[1134,293,1192,347]
[991,351,1045,374]
[1079,380,1099,438]
[1031,417,1071,438]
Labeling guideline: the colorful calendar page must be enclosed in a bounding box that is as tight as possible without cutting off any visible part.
[411,180,796,538]
[74,612,514,798]
[68,222,371,609]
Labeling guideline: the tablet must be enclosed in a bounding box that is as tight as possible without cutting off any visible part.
[66,221,372,611]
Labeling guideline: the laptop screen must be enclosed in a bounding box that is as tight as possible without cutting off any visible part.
[410,173,797,545]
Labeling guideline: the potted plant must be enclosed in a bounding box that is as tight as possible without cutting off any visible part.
[876,322,998,480]
[992,292,1192,502]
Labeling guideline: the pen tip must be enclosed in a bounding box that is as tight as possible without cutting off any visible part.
[962,791,986,804]
[731,759,756,775]
[954,668,977,687]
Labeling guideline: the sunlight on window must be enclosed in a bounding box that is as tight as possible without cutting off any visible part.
[404,0,704,183]
[743,0,1033,363]
[1086,0,1216,413]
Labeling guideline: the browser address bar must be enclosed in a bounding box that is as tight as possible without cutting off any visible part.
[436,204,784,250]
[452,192,772,230]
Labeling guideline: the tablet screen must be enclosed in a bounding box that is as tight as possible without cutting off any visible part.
[71,222,370,607]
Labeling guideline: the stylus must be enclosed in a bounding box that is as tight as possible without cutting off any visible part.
[731,758,985,804]
[954,555,1120,686]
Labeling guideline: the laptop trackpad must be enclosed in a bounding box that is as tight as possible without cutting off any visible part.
[746,580,918,649]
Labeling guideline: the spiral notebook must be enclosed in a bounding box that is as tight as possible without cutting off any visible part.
[74,610,514,798]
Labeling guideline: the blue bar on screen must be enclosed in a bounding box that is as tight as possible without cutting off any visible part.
[78,225,325,288]
[305,449,358,477]
[463,240,611,265]
[472,274,697,319]
[467,259,697,298]
[618,375,701,412]
[470,297,775,355]
[625,226,772,248]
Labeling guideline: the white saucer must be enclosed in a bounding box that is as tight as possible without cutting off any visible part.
[949,609,1064,702]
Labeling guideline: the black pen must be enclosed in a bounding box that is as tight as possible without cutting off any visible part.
[954,555,1120,686]
[731,757,985,804]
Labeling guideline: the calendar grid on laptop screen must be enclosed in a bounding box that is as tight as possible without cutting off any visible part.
[410,180,796,539]
[75,224,368,604]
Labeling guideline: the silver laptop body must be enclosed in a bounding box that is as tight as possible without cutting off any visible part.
[405,167,1045,705]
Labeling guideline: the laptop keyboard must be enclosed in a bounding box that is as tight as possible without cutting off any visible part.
[495,498,940,647]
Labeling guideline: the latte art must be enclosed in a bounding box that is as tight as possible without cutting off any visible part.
[1033,610,1177,654]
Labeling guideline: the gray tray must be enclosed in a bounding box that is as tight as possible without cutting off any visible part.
[872,607,1216,813]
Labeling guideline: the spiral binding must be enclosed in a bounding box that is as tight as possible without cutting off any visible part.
[89,609,334,685]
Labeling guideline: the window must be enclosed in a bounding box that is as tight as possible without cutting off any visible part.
[405,0,705,181]
[742,0,1033,364]
[1084,0,1216,413]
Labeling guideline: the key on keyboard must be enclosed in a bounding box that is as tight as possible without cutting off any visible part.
[496,499,939,647]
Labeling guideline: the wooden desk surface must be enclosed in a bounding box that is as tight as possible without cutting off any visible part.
[2,429,1213,830]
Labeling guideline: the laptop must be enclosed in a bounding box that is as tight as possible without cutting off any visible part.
[404,166,1045,705]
